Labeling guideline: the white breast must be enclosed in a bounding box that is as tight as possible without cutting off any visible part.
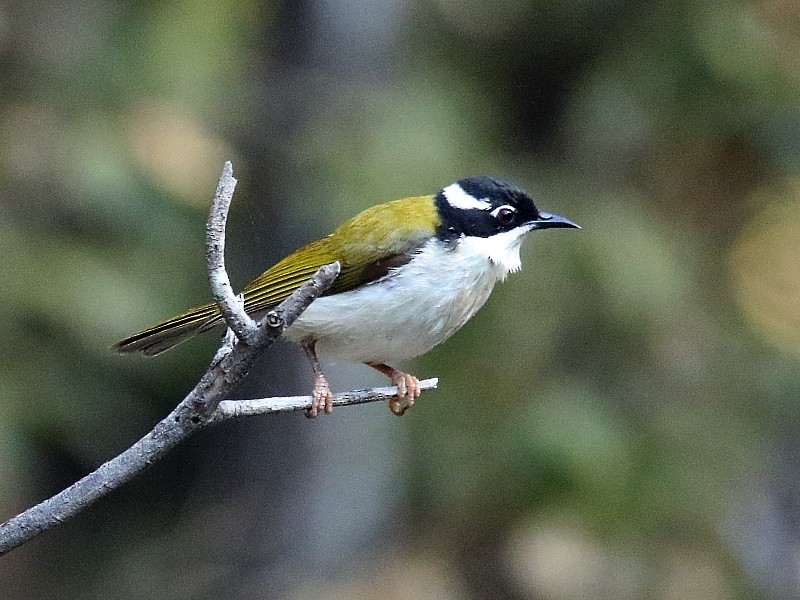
[284,230,528,364]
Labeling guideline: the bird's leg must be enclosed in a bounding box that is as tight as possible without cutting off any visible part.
[302,339,332,417]
[366,362,421,416]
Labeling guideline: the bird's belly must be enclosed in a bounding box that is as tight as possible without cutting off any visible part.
[284,250,503,364]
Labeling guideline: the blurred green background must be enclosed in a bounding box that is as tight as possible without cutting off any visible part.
[2,0,800,598]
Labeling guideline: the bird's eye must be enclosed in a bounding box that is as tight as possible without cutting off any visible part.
[492,205,516,225]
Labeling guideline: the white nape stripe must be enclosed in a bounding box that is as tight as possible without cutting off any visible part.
[442,183,491,211]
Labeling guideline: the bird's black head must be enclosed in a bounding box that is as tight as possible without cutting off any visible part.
[434,176,578,243]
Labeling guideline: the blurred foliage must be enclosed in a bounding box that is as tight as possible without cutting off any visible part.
[2,0,800,599]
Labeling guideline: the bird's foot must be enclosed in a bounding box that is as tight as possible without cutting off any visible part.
[306,373,333,418]
[366,363,421,416]
[388,371,420,416]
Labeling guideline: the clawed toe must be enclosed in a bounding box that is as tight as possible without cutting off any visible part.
[306,374,332,418]
[303,340,334,418]
[388,372,420,417]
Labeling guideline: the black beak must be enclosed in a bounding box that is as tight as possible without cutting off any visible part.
[530,212,580,230]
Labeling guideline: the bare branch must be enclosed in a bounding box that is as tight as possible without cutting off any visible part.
[214,378,439,418]
[0,162,431,557]
[0,261,339,557]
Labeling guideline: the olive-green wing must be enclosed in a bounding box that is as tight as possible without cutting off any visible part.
[240,238,344,313]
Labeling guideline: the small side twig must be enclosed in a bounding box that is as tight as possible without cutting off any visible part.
[0,162,438,557]
[206,161,257,344]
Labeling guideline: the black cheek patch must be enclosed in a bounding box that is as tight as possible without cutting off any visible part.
[435,191,503,239]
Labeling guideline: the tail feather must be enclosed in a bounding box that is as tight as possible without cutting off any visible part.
[113,302,223,356]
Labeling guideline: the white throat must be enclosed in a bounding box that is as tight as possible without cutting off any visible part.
[457,226,531,277]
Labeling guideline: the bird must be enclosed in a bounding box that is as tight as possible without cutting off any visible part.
[114,176,579,417]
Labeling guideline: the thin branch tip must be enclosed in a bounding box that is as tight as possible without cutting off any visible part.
[206,161,256,343]
[214,162,237,196]
[219,160,235,181]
